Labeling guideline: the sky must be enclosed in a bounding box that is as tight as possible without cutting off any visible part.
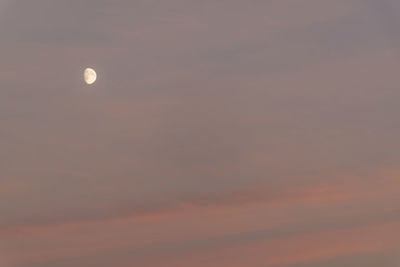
[1,0,400,266]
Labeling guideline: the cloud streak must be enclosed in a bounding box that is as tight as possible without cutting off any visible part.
[2,0,400,266]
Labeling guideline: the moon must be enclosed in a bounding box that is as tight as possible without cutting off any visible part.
[84,68,97,85]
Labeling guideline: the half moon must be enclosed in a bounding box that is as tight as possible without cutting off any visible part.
[84,68,97,85]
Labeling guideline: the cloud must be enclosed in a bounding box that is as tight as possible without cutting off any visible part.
[2,1,400,266]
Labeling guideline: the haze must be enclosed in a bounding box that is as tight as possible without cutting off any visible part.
[1,1,400,266]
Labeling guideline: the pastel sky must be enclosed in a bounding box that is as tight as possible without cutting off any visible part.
[1,0,400,266]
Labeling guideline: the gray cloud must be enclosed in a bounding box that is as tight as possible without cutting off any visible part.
[2,1,400,266]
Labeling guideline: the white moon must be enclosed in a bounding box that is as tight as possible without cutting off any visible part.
[84,68,97,85]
